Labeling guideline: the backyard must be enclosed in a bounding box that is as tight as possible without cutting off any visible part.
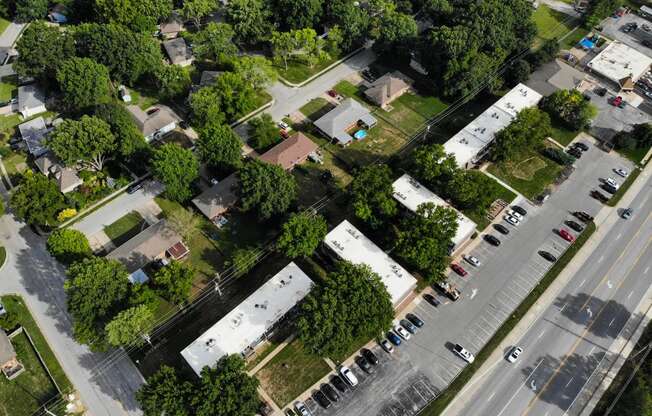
[103,211,147,247]
[532,4,579,48]
[0,75,17,102]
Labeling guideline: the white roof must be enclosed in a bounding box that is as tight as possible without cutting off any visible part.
[443,84,542,167]
[181,262,313,375]
[392,174,476,251]
[587,41,652,84]
[324,220,417,306]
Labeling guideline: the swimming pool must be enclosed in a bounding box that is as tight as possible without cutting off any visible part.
[354,130,367,140]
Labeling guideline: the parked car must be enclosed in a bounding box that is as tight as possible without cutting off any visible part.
[340,365,358,387]
[591,189,610,203]
[331,375,350,392]
[610,96,626,108]
[507,346,523,363]
[567,147,582,158]
[504,215,520,226]
[380,339,395,353]
[435,281,461,301]
[406,313,424,328]
[506,210,523,220]
[565,220,584,232]
[511,205,528,216]
[294,401,312,416]
[313,390,332,408]
[622,208,633,220]
[126,181,144,194]
[278,121,290,130]
[605,177,619,189]
[494,224,510,235]
[559,229,575,242]
[453,344,475,363]
[613,168,628,178]
[387,331,402,346]
[574,142,589,151]
[400,319,418,334]
[464,255,481,267]
[280,129,290,139]
[485,234,502,246]
[355,356,374,374]
[423,293,440,307]
[450,263,468,276]
[644,39,652,48]
[540,251,557,262]
[327,89,338,98]
[361,348,379,365]
[574,211,594,222]
[285,408,297,416]
[394,325,411,340]
[321,383,340,402]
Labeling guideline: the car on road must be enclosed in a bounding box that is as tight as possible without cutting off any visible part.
[464,255,481,267]
[321,383,340,402]
[400,319,418,334]
[574,211,594,222]
[540,251,557,262]
[565,220,584,232]
[591,189,610,203]
[331,375,350,392]
[511,205,528,216]
[622,208,633,220]
[387,331,402,346]
[507,346,523,363]
[558,229,575,242]
[355,356,374,374]
[395,325,411,340]
[453,344,475,363]
[406,313,424,328]
[504,215,520,226]
[485,234,502,246]
[295,401,312,416]
[494,224,510,235]
[613,168,628,178]
[313,390,332,409]
[423,293,440,307]
[126,181,144,194]
[450,263,468,276]
[380,339,395,353]
[340,365,358,387]
[361,348,379,365]
[574,142,589,151]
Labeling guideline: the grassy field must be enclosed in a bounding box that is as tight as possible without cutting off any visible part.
[0,246,5,267]
[550,123,579,146]
[276,54,342,85]
[421,221,596,415]
[618,145,650,165]
[560,28,589,50]
[299,98,333,122]
[532,5,579,48]
[0,17,9,37]
[256,338,331,407]
[376,92,449,136]
[0,75,17,102]
[488,149,564,200]
[103,211,146,247]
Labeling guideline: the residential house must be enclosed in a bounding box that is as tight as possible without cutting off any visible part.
[163,38,194,67]
[192,173,239,222]
[17,85,47,119]
[34,153,82,194]
[314,98,377,146]
[258,133,318,171]
[159,13,184,39]
[0,331,23,380]
[106,219,189,284]
[18,116,49,157]
[127,105,178,142]
[364,73,410,109]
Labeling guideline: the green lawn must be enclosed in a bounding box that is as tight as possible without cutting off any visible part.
[618,145,650,165]
[0,17,9,37]
[376,92,448,136]
[299,97,333,122]
[1,150,27,184]
[276,53,342,85]
[103,211,146,247]
[550,123,580,146]
[252,90,273,111]
[0,247,5,268]
[256,338,331,407]
[560,28,589,50]
[488,149,564,200]
[0,76,17,102]
[532,5,579,47]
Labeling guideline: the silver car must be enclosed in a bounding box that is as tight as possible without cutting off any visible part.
[507,346,523,363]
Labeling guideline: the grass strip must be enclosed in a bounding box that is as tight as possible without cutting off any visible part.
[420,221,596,415]
[0,246,5,268]
[607,168,641,207]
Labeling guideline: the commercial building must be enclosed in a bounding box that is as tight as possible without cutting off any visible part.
[587,41,652,91]
[443,83,542,168]
[323,220,417,307]
[392,174,476,253]
[181,262,313,376]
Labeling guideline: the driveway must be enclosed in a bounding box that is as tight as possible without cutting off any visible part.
[0,22,25,48]
[71,180,164,238]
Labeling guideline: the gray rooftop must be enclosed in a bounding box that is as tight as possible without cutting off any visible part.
[192,173,239,220]
[0,332,16,365]
[163,38,193,65]
[314,98,377,145]
[18,116,49,157]
[18,84,46,112]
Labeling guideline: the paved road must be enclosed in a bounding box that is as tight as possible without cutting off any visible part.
[0,184,144,415]
[455,171,652,416]
[536,0,581,17]
[71,180,163,238]
[0,21,25,48]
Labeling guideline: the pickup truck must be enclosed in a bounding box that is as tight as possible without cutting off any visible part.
[435,281,460,301]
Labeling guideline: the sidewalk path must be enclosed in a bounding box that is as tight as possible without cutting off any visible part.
[0,22,25,48]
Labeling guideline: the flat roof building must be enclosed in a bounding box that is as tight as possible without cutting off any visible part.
[587,41,652,90]
[323,220,417,307]
[392,174,476,253]
[181,262,313,376]
[443,83,542,168]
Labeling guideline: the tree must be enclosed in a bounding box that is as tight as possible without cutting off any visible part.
[446,170,500,211]
[94,0,173,32]
[232,56,277,90]
[153,261,196,305]
[528,39,560,68]
[411,143,458,191]
[14,22,75,81]
[137,366,194,416]
[506,59,531,87]
[227,246,259,277]
[239,159,297,220]
[395,203,457,283]
[584,0,623,28]
[10,173,67,226]
[270,31,294,71]
[192,355,260,416]
[65,257,130,350]
[248,113,280,151]
[105,304,154,347]
[272,0,323,30]
[191,73,256,125]
[46,229,92,265]
[167,207,203,243]
[190,87,226,127]
[271,28,328,70]
[225,0,272,45]
[326,1,371,51]
[540,89,597,131]
[197,122,243,171]
[277,212,327,258]
[182,0,216,27]
[56,58,111,111]
[48,116,117,172]
[492,107,552,162]
[151,144,199,202]
[94,103,148,158]
[613,123,652,151]
[350,164,397,228]
[297,261,394,357]
[372,11,417,61]
[192,22,238,63]
[15,0,48,21]
[153,64,191,100]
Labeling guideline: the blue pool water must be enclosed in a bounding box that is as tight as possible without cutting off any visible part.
[354,130,367,140]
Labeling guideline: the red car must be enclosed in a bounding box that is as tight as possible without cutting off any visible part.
[327,89,338,98]
[559,229,575,242]
[280,129,289,139]
[611,96,623,107]
[450,263,468,277]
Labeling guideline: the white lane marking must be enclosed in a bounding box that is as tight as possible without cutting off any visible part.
[589,346,596,355]
[645,266,650,275]
[608,318,616,327]
[628,290,634,299]
[578,279,586,288]
[487,391,496,402]
[537,330,547,340]
[565,377,574,388]
[607,280,613,289]
[470,288,478,299]
[496,359,545,416]
[615,233,622,241]
[597,255,604,263]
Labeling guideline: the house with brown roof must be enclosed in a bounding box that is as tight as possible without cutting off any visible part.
[34,153,83,194]
[159,12,184,39]
[127,105,178,142]
[163,38,194,67]
[258,133,319,171]
[0,331,23,380]
[364,73,410,109]
[192,173,239,222]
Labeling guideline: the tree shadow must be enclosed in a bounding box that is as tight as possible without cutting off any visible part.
[552,293,632,339]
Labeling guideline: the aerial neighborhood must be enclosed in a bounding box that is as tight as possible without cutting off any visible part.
[0,0,651,416]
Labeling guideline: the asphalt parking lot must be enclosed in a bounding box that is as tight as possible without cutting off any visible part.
[582,87,651,141]
[298,139,635,416]
[599,13,652,55]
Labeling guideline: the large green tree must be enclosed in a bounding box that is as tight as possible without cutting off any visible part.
[15,0,48,21]
[10,173,67,227]
[190,72,255,125]
[446,170,502,211]
[614,123,652,151]
[48,116,117,171]
[232,56,277,90]
[153,261,196,305]
[105,304,154,347]
[372,10,417,60]
[411,143,458,191]
[492,107,552,162]
[271,29,328,70]
[56,58,111,111]
[14,22,75,81]
[181,0,216,27]
[65,257,130,350]
[248,113,280,152]
[395,203,457,283]
[277,212,328,258]
[190,87,226,127]
[137,366,194,416]
[46,229,92,265]
[224,0,272,44]
[326,0,371,51]
[151,144,199,202]
[272,0,323,30]
[154,64,192,100]
[297,261,394,357]
[584,0,623,27]
[94,103,148,158]
[239,159,297,220]
[192,22,238,63]
[350,164,397,228]
[197,122,243,171]
[540,89,597,131]
[94,0,173,32]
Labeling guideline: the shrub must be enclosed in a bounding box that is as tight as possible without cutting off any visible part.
[542,147,575,166]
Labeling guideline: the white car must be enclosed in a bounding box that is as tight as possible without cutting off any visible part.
[613,168,628,178]
[394,325,411,340]
[278,121,289,130]
[464,255,481,267]
[453,344,475,363]
[380,339,394,354]
[507,210,523,220]
[295,401,312,416]
[340,365,358,386]
[605,177,619,188]
[504,215,520,226]
[507,346,523,363]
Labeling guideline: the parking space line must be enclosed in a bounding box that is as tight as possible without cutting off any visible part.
[504,285,525,301]
[485,312,503,326]
[480,316,499,332]
[512,278,532,294]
